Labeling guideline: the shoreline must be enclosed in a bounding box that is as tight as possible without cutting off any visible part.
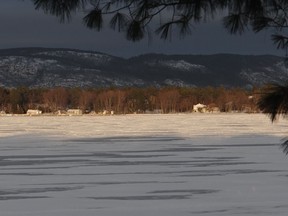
[0,112,260,117]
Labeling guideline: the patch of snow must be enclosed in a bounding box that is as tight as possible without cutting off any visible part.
[164,79,191,87]
[37,51,112,64]
[159,60,206,71]
[0,56,58,78]
[241,61,288,85]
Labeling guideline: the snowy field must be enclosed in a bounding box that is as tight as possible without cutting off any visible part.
[1,113,288,216]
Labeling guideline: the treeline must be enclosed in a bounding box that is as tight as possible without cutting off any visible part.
[0,86,260,114]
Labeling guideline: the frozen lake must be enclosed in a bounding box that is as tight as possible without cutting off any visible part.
[1,113,288,216]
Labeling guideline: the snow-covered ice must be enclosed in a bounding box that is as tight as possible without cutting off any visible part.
[0,113,288,216]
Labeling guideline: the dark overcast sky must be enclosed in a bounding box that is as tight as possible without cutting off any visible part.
[0,0,284,58]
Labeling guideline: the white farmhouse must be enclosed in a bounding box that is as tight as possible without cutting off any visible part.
[193,103,207,113]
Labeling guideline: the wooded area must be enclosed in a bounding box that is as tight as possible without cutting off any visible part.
[0,86,260,114]
[29,1,288,121]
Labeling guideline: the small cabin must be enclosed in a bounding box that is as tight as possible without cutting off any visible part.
[27,109,42,116]
[67,109,82,115]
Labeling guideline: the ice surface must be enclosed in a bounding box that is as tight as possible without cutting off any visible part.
[0,114,288,216]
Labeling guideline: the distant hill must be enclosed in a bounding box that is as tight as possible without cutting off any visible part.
[0,47,286,88]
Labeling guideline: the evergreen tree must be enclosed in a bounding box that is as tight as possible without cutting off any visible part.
[32,1,287,45]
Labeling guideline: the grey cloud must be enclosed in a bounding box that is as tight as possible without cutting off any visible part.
[0,0,283,58]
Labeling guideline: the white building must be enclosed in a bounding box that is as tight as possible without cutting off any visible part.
[67,109,83,115]
[193,103,207,113]
[27,109,42,116]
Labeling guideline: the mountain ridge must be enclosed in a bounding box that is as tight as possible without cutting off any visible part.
[0,47,286,88]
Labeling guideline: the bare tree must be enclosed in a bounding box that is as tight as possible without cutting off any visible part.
[43,87,68,112]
